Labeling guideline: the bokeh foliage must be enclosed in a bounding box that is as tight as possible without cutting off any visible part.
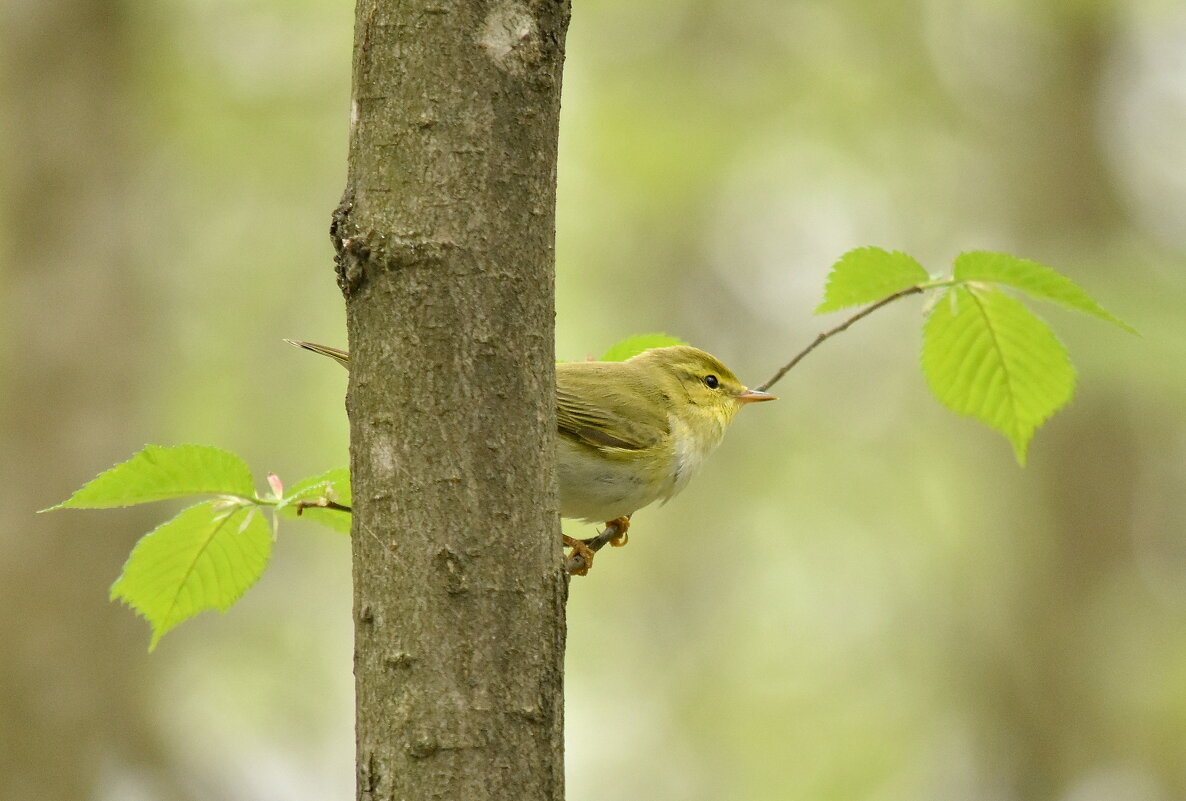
[4,0,1186,800]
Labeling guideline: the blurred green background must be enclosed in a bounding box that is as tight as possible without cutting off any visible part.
[4,0,1184,799]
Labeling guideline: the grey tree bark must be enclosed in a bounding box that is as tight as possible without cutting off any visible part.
[334,1,571,799]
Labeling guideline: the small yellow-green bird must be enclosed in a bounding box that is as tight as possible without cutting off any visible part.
[286,340,775,572]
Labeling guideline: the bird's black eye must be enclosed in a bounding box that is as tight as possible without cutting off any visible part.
[704,374,719,389]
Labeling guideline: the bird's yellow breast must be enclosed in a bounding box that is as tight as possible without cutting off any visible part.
[556,403,731,524]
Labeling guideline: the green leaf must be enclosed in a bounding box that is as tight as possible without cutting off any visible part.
[276,468,352,535]
[111,499,272,650]
[922,285,1075,465]
[953,251,1136,333]
[816,247,929,313]
[47,444,256,510]
[600,333,688,362]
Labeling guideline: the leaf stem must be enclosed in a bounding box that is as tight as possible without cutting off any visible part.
[756,284,930,392]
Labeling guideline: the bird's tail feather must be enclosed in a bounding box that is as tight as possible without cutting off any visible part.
[284,339,350,368]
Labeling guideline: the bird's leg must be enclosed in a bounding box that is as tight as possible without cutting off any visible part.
[579,515,630,548]
[563,535,596,576]
[566,516,633,575]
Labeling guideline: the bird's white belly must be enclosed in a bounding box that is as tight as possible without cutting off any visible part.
[556,440,673,524]
[556,413,727,523]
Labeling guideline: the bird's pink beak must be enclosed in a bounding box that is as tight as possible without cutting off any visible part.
[736,388,777,404]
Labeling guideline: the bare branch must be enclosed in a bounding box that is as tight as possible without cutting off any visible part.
[756,285,925,392]
[294,499,353,515]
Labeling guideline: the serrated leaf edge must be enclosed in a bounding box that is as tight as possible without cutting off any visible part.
[110,501,268,650]
[815,248,930,314]
[953,251,1137,334]
[43,444,257,512]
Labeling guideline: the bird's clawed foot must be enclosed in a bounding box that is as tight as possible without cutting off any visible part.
[564,535,596,576]
[565,515,632,576]
[606,515,630,547]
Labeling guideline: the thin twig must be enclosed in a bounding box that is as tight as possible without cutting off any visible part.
[295,499,354,515]
[755,285,925,392]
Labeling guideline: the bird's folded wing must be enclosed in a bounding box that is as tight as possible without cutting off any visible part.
[555,387,667,451]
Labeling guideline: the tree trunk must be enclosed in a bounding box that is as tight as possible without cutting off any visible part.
[336,1,570,799]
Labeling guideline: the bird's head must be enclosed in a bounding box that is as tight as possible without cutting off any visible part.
[633,346,776,429]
